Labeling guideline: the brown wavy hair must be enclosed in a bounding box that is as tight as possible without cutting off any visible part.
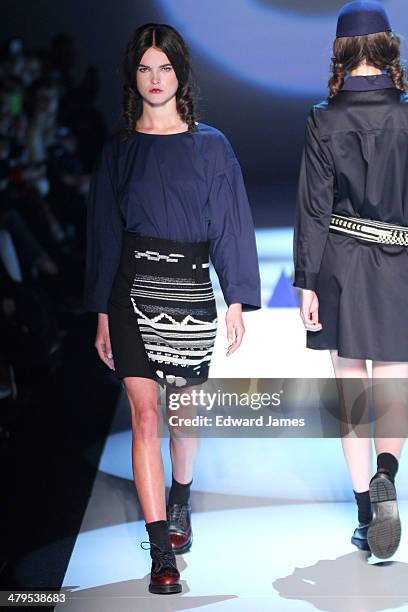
[329,31,408,97]
[121,23,198,138]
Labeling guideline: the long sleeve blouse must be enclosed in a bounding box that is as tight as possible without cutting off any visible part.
[83,122,261,314]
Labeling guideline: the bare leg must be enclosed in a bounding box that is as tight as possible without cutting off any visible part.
[166,385,199,484]
[330,350,372,492]
[123,376,165,523]
[372,361,408,460]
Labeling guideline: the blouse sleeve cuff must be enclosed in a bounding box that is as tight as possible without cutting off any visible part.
[293,270,318,291]
[225,289,262,312]
[81,297,109,314]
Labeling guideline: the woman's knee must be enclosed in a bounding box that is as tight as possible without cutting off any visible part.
[129,399,161,439]
[123,378,161,439]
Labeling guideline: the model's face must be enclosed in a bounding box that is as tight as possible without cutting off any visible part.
[136,46,178,105]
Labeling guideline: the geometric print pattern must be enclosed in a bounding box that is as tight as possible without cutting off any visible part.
[330,213,408,245]
[134,249,185,263]
[130,275,216,303]
[130,248,218,388]
[134,248,211,268]
[131,300,217,381]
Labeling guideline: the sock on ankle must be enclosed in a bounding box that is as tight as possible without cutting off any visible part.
[377,452,399,482]
[353,489,372,524]
[168,475,192,506]
[145,519,171,550]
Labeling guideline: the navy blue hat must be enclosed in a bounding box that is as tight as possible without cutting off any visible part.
[336,1,392,38]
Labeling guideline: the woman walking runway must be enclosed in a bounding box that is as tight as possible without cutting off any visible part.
[293,1,408,560]
[83,23,261,594]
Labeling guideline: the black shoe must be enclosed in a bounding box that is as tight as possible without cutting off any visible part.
[166,503,192,554]
[351,521,371,551]
[367,468,401,559]
[141,541,182,594]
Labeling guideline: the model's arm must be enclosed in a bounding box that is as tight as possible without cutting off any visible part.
[293,109,334,290]
[82,138,124,368]
[293,109,334,332]
[94,313,113,369]
[207,136,261,355]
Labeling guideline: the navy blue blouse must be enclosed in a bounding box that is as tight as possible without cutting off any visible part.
[82,122,261,314]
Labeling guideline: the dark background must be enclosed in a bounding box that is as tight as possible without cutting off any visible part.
[1,0,403,594]
[0,0,348,188]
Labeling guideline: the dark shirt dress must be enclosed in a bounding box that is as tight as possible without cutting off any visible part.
[293,73,408,361]
[83,122,261,316]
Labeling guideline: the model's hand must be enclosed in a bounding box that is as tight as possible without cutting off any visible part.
[226,303,244,356]
[95,313,115,370]
[300,289,323,332]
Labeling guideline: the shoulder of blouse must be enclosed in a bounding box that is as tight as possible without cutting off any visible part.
[99,130,126,159]
[100,124,240,175]
[197,122,239,174]
[92,130,130,167]
[308,99,331,124]
[304,98,339,141]
[102,124,229,154]
[308,90,408,132]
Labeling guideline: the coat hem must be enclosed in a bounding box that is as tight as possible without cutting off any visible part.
[306,344,408,363]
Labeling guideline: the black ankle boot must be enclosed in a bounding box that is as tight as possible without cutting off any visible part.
[351,521,371,551]
[367,467,401,559]
[141,541,182,594]
[167,502,192,554]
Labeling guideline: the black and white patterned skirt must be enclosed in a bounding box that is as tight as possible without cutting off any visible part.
[107,231,218,388]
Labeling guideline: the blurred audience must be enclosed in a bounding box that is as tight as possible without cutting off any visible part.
[0,33,107,412]
[0,32,111,585]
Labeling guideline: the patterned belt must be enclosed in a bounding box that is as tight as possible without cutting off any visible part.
[329,213,408,246]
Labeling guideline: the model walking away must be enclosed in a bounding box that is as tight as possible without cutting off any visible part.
[83,23,261,594]
[293,1,408,560]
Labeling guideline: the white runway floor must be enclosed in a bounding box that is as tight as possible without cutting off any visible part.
[54,229,408,611]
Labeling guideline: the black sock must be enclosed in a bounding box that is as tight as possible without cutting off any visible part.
[377,452,399,482]
[168,475,192,506]
[353,489,372,524]
[145,519,171,550]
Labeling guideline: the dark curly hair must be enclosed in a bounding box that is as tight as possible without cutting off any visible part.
[328,31,408,97]
[121,23,198,138]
